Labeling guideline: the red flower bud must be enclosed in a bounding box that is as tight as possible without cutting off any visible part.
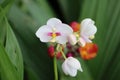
[66,52,74,57]
[70,21,80,32]
[48,45,54,58]
[56,52,62,59]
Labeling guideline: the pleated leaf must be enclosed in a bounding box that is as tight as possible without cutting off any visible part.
[0,16,23,80]
[8,4,54,80]
[79,0,120,80]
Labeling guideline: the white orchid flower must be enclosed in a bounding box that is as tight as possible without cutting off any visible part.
[79,18,97,46]
[35,18,73,44]
[62,57,83,77]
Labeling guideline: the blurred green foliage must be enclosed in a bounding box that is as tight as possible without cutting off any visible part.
[0,0,120,80]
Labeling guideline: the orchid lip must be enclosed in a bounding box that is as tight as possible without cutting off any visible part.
[47,32,61,42]
[47,32,61,36]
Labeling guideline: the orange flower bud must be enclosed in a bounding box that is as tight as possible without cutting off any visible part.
[79,43,98,60]
[70,21,80,32]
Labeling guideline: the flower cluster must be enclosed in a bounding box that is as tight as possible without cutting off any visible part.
[35,18,98,78]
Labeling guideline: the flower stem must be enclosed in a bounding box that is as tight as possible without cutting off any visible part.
[60,47,67,60]
[54,55,58,80]
[56,44,67,59]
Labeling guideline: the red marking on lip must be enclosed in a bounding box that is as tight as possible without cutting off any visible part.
[47,32,61,36]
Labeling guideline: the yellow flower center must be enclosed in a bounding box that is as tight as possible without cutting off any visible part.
[52,33,56,38]
[50,33,56,42]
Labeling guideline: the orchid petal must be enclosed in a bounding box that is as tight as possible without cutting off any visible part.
[62,59,78,77]
[81,18,97,37]
[67,57,82,70]
[55,24,73,34]
[62,61,69,75]
[62,57,83,77]
[55,24,73,44]
[47,18,62,27]
[82,36,92,43]
[78,37,86,47]
[81,18,95,25]
[35,25,52,42]
[78,66,83,72]
[67,68,77,77]
[68,34,77,45]
[56,36,67,44]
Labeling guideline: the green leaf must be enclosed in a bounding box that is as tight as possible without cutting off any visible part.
[5,18,24,80]
[0,0,14,15]
[0,17,23,80]
[8,5,54,80]
[58,0,81,22]
[79,0,120,80]
[22,0,55,25]
[0,43,18,80]
[0,16,6,45]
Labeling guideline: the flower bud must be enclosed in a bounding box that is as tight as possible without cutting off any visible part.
[70,22,80,32]
[48,45,54,58]
[56,52,62,59]
[66,52,74,57]
[66,43,72,49]
[79,43,98,60]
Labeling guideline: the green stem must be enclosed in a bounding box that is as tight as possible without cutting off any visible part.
[56,44,66,59]
[54,55,58,80]
[60,47,67,60]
